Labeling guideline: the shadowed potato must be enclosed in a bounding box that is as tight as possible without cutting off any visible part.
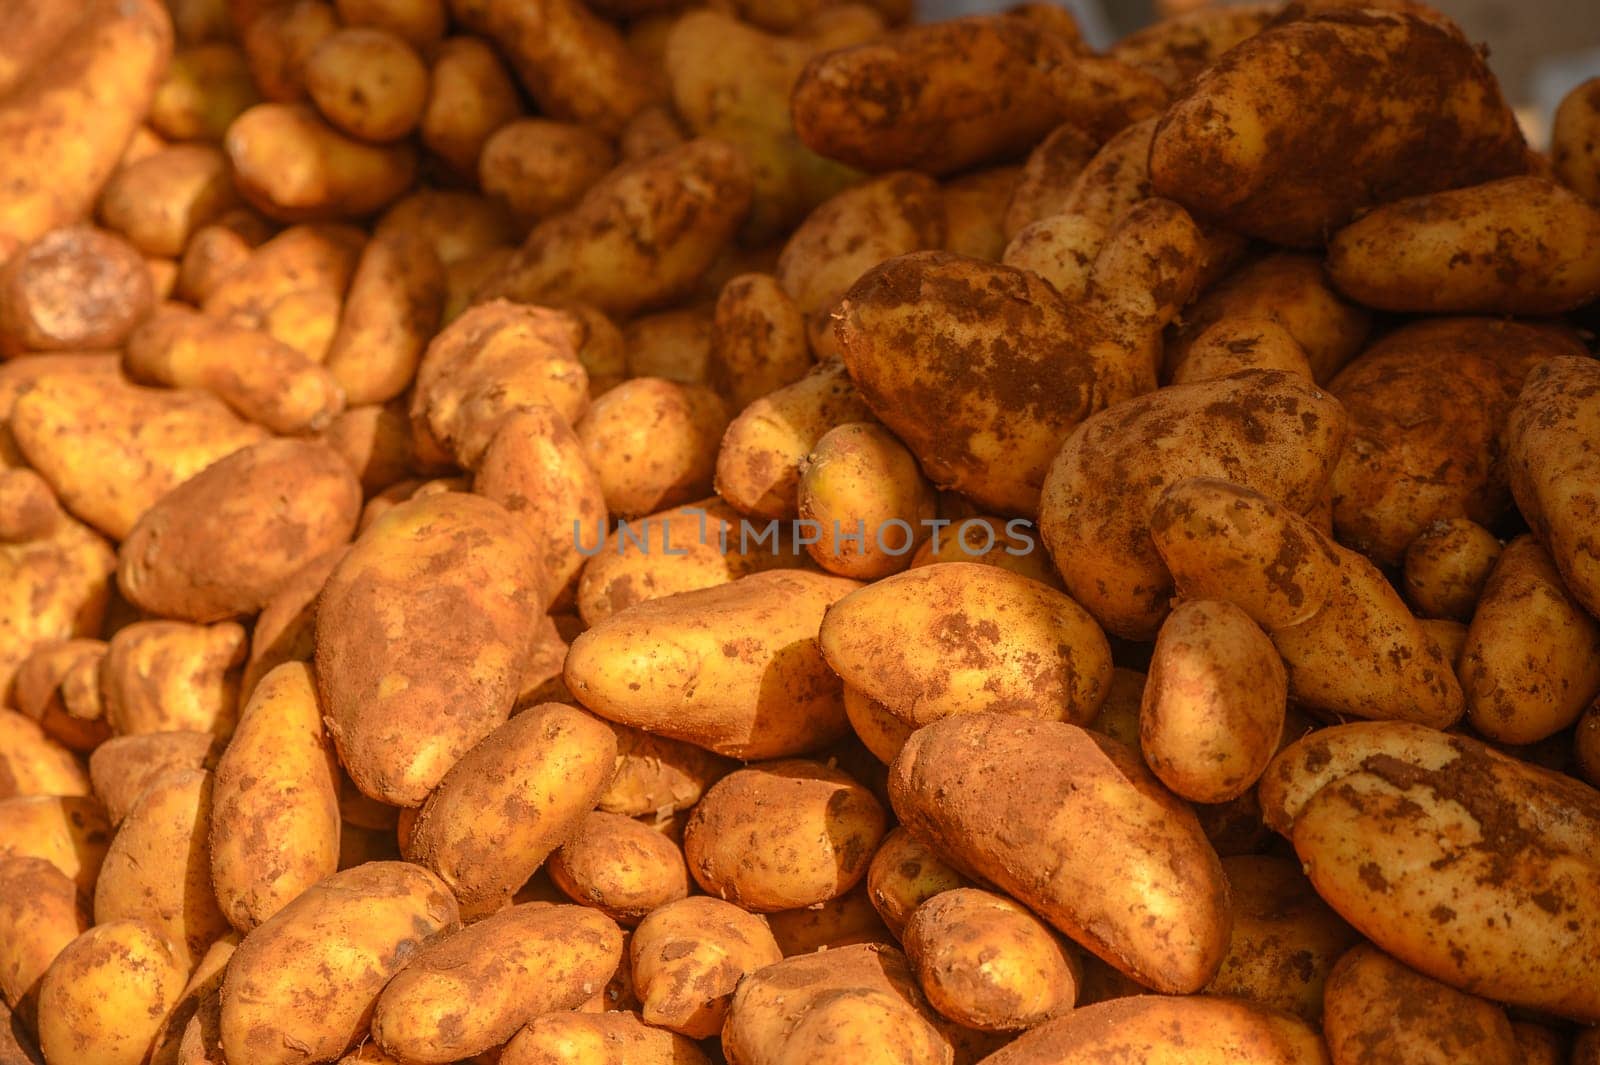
[0,227,154,357]
[631,896,783,1038]
[1554,77,1600,202]
[1401,518,1501,621]
[419,36,521,176]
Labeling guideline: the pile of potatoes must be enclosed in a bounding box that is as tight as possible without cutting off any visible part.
[3,0,1600,1062]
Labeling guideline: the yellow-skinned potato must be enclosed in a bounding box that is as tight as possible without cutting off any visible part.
[891,714,1230,994]
[88,732,217,829]
[316,492,545,807]
[0,711,87,800]
[981,994,1328,1065]
[597,722,734,818]
[94,768,229,969]
[174,223,260,306]
[0,227,154,357]
[1327,176,1600,314]
[99,145,239,259]
[1055,116,1154,230]
[1108,5,1274,89]
[103,621,245,738]
[0,857,88,1033]
[1003,123,1098,239]
[240,0,339,103]
[1205,855,1359,1023]
[819,562,1112,729]
[234,278,339,364]
[0,508,114,704]
[1153,480,1463,727]
[418,36,522,177]
[1460,536,1600,746]
[1167,318,1314,386]
[219,861,460,1065]
[548,811,689,924]
[0,795,108,898]
[1323,943,1520,1065]
[623,307,714,385]
[1401,518,1501,621]
[149,934,236,1065]
[319,405,414,495]
[150,44,260,142]
[1148,9,1525,247]
[907,515,1061,590]
[479,139,753,318]
[904,888,1078,1031]
[767,882,892,956]
[0,4,81,99]
[371,903,623,1063]
[866,827,973,938]
[305,28,429,143]
[0,0,172,262]
[11,639,109,753]
[1554,77,1600,202]
[684,759,886,912]
[241,547,346,701]
[36,920,186,1065]
[1506,355,1600,618]
[1002,212,1106,302]
[1040,369,1346,639]
[1260,721,1600,1022]
[567,570,860,758]
[200,222,363,329]
[478,119,617,228]
[945,164,1019,257]
[336,0,446,48]
[1140,600,1285,804]
[632,896,782,1037]
[404,702,618,915]
[324,230,446,406]
[502,1010,710,1065]
[375,191,513,271]
[576,378,728,519]
[797,422,937,579]
[210,663,340,933]
[709,273,814,410]
[225,103,418,222]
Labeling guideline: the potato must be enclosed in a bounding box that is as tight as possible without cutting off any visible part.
[566,569,859,759]
[1040,369,1345,639]
[371,903,622,1063]
[1330,318,1584,566]
[1506,355,1600,618]
[174,223,258,305]
[149,44,260,142]
[866,828,972,938]
[1511,1024,1566,1065]
[0,517,114,709]
[418,36,522,177]
[684,759,885,912]
[0,0,172,262]
[93,768,228,968]
[1149,9,1525,247]
[479,139,753,318]
[709,273,813,410]
[623,307,713,385]
[596,722,733,818]
[548,812,688,924]
[501,1011,710,1065]
[334,0,445,47]
[0,711,87,800]
[907,515,1061,590]
[201,222,364,329]
[0,468,64,545]
[0,227,154,357]
[476,120,614,231]
[1140,600,1285,804]
[0,858,87,1032]
[767,883,891,956]
[88,733,216,829]
[240,0,339,102]
[576,378,728,518]
[1109,5,1274,89]
[630,896,783,1038]
[1554,76,1600,202]
[11,639,108,752]
[0,4,81,98]
[1003,124,1098,238]
[1460,536,1600,746]
[318,406,413,495]
[147,936,235,1065]
[241,547,346,701]
[796,422,936,579]
[36,920,187,1065]
[225,103,418,222]
[405,703,617,915]
[904,888,1077,1031]
[1401,518,1501,621]
[1260,721,1600,1021]
[102,621,245,738]
[324,231,446,407]
[316,492,545,806]
[982,995,1327,1065]
[305,28,429,143]
[99,146,238,259]
[819,562,1112,729]
[219,862,459,1065]
[0,795,108,898]
[1167,318,1314,386]
[1579,703,1600,789]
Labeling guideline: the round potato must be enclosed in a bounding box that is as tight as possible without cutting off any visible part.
[797,422,938,579]
[1401,518,1501,621]
[1553,76,1600,202]
[631,895,783,1038]
[37,920,186,1065]
[548,811,690,925]
[305,28,428,143]
[576,378,727,519]
[708,273,813,411]
[0,227,154,357]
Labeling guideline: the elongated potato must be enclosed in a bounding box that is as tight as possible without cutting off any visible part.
[501,1010,710,1065]
[36,920,186,1065]
[324,230,445,406]
[1004,123,1099,238]
[226,103,418,221]
[0,858,88,1033]
[631,896,782,1039]
[404,703,618,915]
[371,903,622,1063]
[103,621,245,738]
[0,795,108,899]
[565,570,859,759]
[548,812,689,925]
[891,714,1230,994]
[0,711,87,800]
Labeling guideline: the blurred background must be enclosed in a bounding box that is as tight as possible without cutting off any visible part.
[918,0,1600,147]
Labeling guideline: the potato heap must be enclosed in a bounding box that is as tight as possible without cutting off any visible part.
[2,0,1600,1063]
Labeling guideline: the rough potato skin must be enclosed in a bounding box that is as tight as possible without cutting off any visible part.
[102,621,246,738]
[890,714,1231,994]
[1323,943,1521,1065]
[1401,518,1501,621]
[866,828,972,937]
[1553,77,1600,202]
[709,273,813,411]
[797,421,937,579]
[501,1010,711,1065]
[219,862,460,1065]
[1505,355,1600,618]
[404,703,618,915]
[548,812,690,924]
[36,920,187,1065]
[0,227,154,357]
[371,903,623,1063]
[315,492,545,806]
[0,515,114,711]
[1148,9,1526,247]
[117,439,360,623]
[630,896,782,1038]
[1108,5,1275,90]
[0,858,88,1032]
[576,378,727,519]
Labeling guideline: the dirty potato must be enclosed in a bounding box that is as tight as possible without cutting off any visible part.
[797,422,938,579]
[1401,518,1502,622]
[575,378,727,518]
[631,896,783,1038]
[36,920,186,1065]
[548,811,690,925]
[0,227,154,357]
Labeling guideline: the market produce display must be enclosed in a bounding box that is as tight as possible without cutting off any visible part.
[0,0,1598,1062]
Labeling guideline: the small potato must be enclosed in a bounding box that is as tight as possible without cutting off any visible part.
[1553,76,1600,202]
[94,768,229,968]
[36,920,186,1065]
[1140,600,1286,804]
[941,167,1020,261]
[684,759,886,912]
[0,858,88,1032]
[0,515,115,705]
[1005,123,1100,238]
[548,812,689,925]
[226,103,418,222]
[0,468,65,545]
[371,904,622,1063]
[219,862,459,1065]
[597,722,734,818]
[767,884,892,956]
[150,44,261,141]
[99,146,239,259]
[576,378,728,519]
[1460,536,1600,746]
[374,190,514,268]
[0,711,88,800]
[708,273,813,410]
[501,1011,710,1065]
[1323,944,1521,1065]
[241,548,346,701]
[405,703,618,915]
[0,227,153,357]
[866,828,973,938]
[1001,212,1107,301]
[904,888,1078,1031]
[240,0,338,102]
[1167,318,1314,385]
[419,37,522,177]
[11,639,109,752]
[479,119,617,227]
[305,28,429,143]
[797,422,938,579]
[0,795,108,898]
[1401,519,1501,621]
[631,896,783,1038]
[102,621,245,738]
[88,732,216,829]
[175,224,261,306]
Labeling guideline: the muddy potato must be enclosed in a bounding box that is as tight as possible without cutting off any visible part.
[418,36,522,177]
[1109,5,1274,90]
[866,828,973,938]
[1054,116,1155,232]
[548,811,689,924]
[684,759,885,912]
[0,227,154,357]
[1460,536,1600,746]
[797,422,937,579]
[88,732,216,828]
[36,920,186,1065]
[150,44,260,141]
[0,711,87,800]
[219,862,459,1065]
[479,119,618,228]
[0,858,88,1032]
[324,231,445,407]
[0,795,108,898]
[226,103,418,222]
[597,722,734,818]
[1167,318,1314,385]
[404,703,617,915]
[1401,519,1501,621]
[0,4,81,98]
[316,492,545,806]
[576,379,727,519]
[631,896,783,1038]
[371,904,622,1063]
[767,883,892,956]
[1001,212,1107,301]
[709,273,813,410]
[99,146,238,260]
[1004,123,1099,239]
[502,1010,710,1065]
[305,28,429,143]
[1554,77,1600,202]
[102,621,245,738]
[174,223,261,305]
[12,639,108,752]
[0,513,114,706]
